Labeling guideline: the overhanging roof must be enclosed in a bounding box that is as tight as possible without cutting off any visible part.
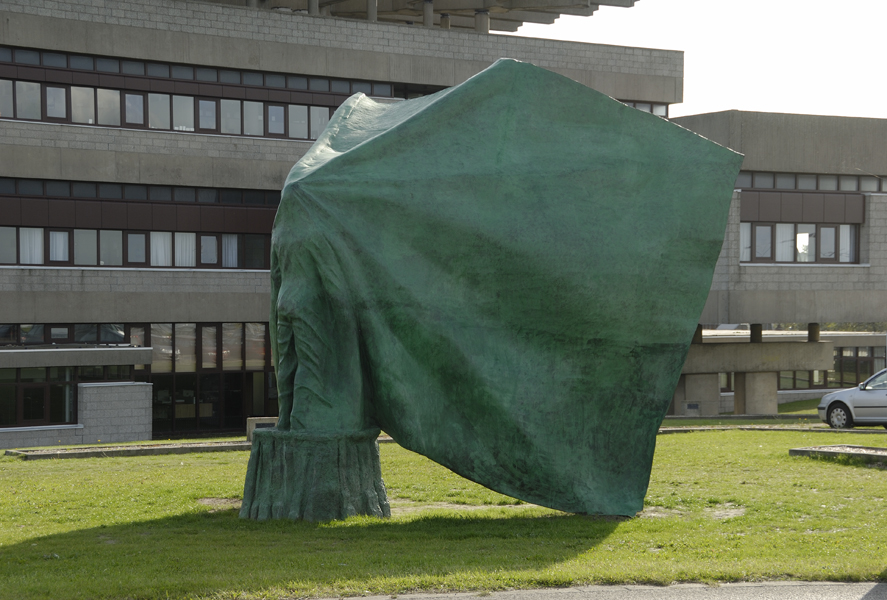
[269,0,638,31]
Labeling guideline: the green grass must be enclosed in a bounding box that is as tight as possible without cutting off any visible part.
[2,431,887,600]
[662,416,824,427]
[778,398,823,414]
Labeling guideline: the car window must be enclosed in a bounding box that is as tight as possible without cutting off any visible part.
[867,371,887,389]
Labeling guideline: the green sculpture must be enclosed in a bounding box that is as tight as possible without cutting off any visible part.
[240,59,743,521]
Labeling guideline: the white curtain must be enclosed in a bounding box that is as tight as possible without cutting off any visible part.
[49,231,68,261]
[839,224,856,263]
[222,234,238,268]
[20,228,43,265]
[150,231,172,267]
[775,223,794,262]
[739,223,751,262]
[175,232,196,267]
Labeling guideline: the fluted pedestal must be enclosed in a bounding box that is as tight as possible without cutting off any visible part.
[240,428,390,522]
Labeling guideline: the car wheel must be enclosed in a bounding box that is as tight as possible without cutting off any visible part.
[827,403,854,429]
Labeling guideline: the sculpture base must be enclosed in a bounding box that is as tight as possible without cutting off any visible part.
[240,428,390,522]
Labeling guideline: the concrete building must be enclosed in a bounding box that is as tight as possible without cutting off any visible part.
[0,0,683,447]
[670,111,887,416]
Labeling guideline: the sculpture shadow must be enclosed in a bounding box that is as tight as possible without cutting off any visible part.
[0,507,620,599]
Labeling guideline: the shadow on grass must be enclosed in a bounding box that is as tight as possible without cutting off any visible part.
[0,507,619,600]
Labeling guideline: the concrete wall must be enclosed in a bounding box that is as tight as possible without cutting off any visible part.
[0,267,271,323]
[674,111,887,176]
[0,0,683,104]
[0,382,151,449]
[0,121,304,189]
[0,347,153,369]
[700,191,887,324]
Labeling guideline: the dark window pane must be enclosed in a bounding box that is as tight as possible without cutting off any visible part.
[197,189,218,204]
[124,185,148,201]
[171,65,193,80]
[74,324,98,343]
[48,366,74,381]
[96,58,120,73]
[79,365,103,380]
[0,326,16,344]
[244,234,265,269]
[18,180,43,195]
[147,63,170,78]
[100,324,125,343]
[45,181,70,197]
[14,49,40,65]
[70,55,94,70]
[22,387,45,420]
[242,72,263,86]
[265,74,285,88]
[243,190,264,205]
[220,190,241,204]
[223,372,243,428]
[174,187,196,202]
[21,325,45,344]
[331,79,350,93]
[265,191,280,206]
[0,48,11,62]
[49,384,74,423]
[0,178,16,195]
[287,76,308,90]
[150,186,173,201]
[42,53,67,68]
[309,78,329,92]
[72,182,97,198]
[100,230,123,266]
[121,60,145,76]
[373,83,392,96]
[195,67,217,82]
[0,385,15,426]
[21,366,46,382]
[98,183,122,199]
[152,373,173,433]
[352,82,372,95]
[107,365,131,380]
[201,235,218,264]
[219,70,240,84]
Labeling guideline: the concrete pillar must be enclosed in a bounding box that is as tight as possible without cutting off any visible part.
[475,10,490,33]
[424,0,434,27]
[734,372,778,415]
[808,322,820,342]
[366,0,377,22]
[684,373,721,416]
[750,323,763,343]
[308,0,319,15]
[692,324,703,344]
[668,375,685,416]
[440,13,450,28]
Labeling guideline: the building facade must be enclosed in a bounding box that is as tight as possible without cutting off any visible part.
[0,0,683,446]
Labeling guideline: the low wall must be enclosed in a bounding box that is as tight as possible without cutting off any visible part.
[0,382,152,450]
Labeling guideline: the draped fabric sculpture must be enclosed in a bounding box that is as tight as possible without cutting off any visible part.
[240,59,743,521]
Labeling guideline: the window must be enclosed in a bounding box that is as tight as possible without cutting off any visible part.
[97,89,121,126]
[71,87,95,124]
[45,86,67,119]
[0,79,12,118]
[126,232,147,265]
[309,106,330,139]
[124,93,145,125]
[0,227,16,263]
[740,223,858,264]
[288,104,308,139]
[150,232,172,267]
[220,99,240,134]
[15,81,41,119]
[74,229,98,265]
[243,101,263,136]
[267,104,285,136]
[172,95,194,131]
[198,99,216,131]
[174,232,196,267]
[148,93,171,130]
[20,228,43,264]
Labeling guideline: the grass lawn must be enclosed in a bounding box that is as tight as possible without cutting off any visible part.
[1,430,886,600]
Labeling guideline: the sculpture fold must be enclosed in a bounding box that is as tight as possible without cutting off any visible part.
[240,59,743,521]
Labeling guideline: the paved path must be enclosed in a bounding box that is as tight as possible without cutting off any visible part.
[363,583,887,600]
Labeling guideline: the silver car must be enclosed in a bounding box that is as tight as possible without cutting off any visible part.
[818,368,887,429]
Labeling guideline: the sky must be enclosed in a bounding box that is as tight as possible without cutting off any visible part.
[508,0,887,119]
